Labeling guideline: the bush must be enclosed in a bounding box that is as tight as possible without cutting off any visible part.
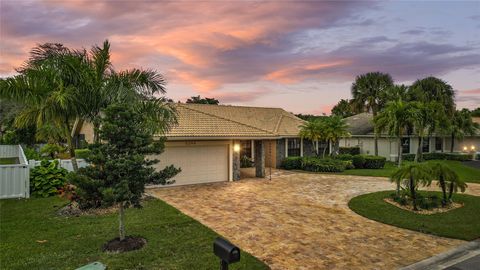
[339,147,360,155]
[363,155,386,169]
[301,158,346,172]
[23,147,41,160]
[334,154,353,161]
[30,160,68,197]
[344,160,355,170]
[352,155,366,169]
[74,148,92,159]
[40,144,65,159]
[403,152,473,161]
[281,157,303,170]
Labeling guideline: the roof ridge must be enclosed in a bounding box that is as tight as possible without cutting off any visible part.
[180,103,284,110]
[273,114,284,134]
[178,104,277,136]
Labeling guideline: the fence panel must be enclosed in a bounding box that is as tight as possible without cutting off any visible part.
[0,145,29,199]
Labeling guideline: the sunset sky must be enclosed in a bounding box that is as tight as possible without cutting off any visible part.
[1,0,479,114]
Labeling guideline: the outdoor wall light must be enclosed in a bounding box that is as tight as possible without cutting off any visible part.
[233,144,240,152]
[463,146,468,151]
[472,145,476,151]
[213,237,241,270]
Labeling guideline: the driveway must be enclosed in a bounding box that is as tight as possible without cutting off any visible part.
[148,170,479,270]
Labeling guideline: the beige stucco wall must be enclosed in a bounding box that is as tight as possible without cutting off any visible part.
[79,121,95,144]
[340,137,399,161]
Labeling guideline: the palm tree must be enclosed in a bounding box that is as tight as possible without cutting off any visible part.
[409,77,455,117]
[412,102,443,162]
[449,109,479,152]
[351,72,394,155]
[391,164,432,211]
[299,120,323,156]
[429,162,463,206]
[374,98,419,168]
[73,40,176,142]
[322,115,350,156]
[0,45,85,170]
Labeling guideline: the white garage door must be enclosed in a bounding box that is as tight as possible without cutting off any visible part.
[157,144,229,186]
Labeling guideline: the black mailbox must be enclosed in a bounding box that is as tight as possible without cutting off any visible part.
[213,237,241,264]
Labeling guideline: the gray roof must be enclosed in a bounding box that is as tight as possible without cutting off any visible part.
[344,113,374,135]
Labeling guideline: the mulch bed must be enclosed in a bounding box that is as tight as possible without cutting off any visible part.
[384,198,463,215]
[102,236,147,253]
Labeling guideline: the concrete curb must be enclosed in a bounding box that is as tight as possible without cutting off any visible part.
[400,240,480,270]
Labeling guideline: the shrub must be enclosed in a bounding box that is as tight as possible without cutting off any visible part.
[402,154,415,161]
[281,157,303,170]
[403,152,473,162]
[23,147,41,160]
[344,160,355,170]
[74,149,92,159]
[301,158,346,172]
[40,144,65,159]
[339,147,360,155]
[334,154,353,161]
[363,155,386,169]
[30,160,68,197]
[352,155,366,169]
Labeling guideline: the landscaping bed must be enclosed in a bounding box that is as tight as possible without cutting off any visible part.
[348,191,480,240]
[0,197,268,269]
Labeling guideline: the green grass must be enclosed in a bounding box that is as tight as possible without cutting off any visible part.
[0,157,19,165]
[0,197,268,270]
[339,160,480,183]
[348,191,480,240]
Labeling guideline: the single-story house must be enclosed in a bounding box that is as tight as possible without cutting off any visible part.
[74,103,324,186]
[340,113,480,161]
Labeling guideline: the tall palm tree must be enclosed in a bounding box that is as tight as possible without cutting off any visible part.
[351,72,394,155]
[0,45,85,170]
[299,120,323,156]
[374,98,419,168]
[412,102,444,162]
[72,40,176,142]
[322,115,350,156]
[429,162,463,206]
[391,163,432,211]
[409,77,455,117]
[449,109,479,152]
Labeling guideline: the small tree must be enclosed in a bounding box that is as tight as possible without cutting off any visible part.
[430,162,465,206]
[186,95,219,105]
[71,104,180,246]
[391,164,432,211]
[322,115,351,156]
[299,120,323,156]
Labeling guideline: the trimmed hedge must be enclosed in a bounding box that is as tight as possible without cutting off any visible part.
[334,154,353,161]
[351,155,386,169]
[339,147,360,155]
[363,155,386,169]
[403,152,473,162]
[74,149,91,159]
[281,157,347,172]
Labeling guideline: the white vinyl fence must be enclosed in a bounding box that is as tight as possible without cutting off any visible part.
[0,145,30,199]
[28,159,89,171]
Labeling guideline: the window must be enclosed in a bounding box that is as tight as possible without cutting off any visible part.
[317,140,328,156]
[240,140,252,158]
[287,138,301,157]
[422,138,430,153]
[435,137,442,151]
[401,138,410,154]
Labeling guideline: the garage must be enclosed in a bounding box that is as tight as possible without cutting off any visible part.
[155,144,229,186]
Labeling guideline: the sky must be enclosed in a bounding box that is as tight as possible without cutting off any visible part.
[1,0,479,115]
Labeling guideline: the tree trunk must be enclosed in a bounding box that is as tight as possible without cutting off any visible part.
[450,133,455,153]
[397,137,403,168]
[448,182,454,201]
[373,111,378,156]
[93,120,101,144]
[119,203,126,241]
[322,140,328,158]
[415,136,423,163]
[410,175,418,211]
[439,176,447,207]
[65,134,79,171]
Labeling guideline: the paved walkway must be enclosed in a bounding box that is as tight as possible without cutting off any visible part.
[148,171,480,270]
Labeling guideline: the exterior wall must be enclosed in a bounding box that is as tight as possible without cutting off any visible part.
[444,136,480,153]
[264,140,277,168]
[79,121,95,144]
[275,138,286,168]
[303,139,316,157]
[339,137,399,161]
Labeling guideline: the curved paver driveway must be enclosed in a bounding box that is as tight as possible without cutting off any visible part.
[148,171,479,270]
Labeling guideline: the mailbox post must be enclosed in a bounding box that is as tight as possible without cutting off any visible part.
[213,237,241,270]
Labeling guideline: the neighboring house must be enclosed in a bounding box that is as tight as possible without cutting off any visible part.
[340,113,480,161]
[74,103,322,186]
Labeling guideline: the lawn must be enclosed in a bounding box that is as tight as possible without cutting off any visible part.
[348,191,480,241]
[0,197,268,270]
[0,157,19,165]
[339,160,480,183]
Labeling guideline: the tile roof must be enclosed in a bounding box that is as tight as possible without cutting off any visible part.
[164,103,305,138]
[344,113,375,135]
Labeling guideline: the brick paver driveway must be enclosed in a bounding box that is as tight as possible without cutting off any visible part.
[148,170,479,270]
